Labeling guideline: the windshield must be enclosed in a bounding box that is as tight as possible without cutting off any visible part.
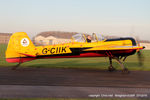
[72,33,86,42]
[92,33,105,41]
[72,33,105,42]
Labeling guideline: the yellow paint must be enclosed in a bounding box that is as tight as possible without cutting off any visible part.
[6,32,36,58]
[5,32,144,59]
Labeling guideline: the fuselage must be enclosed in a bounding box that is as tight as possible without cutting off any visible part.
[6,36,139,63]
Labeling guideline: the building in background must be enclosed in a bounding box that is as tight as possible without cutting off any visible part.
[33,31,77,46]
[0,33,12,44]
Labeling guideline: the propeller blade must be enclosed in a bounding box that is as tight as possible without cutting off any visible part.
[137,50,144,66]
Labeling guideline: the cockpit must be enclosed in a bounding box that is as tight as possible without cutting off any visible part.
[72,33,105,43]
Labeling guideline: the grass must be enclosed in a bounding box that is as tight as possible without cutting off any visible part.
[0,44,150,71]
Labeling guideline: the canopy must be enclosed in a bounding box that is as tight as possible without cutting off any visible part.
[72,33,105,42]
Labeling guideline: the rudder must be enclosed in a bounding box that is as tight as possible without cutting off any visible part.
[5,32,37,63]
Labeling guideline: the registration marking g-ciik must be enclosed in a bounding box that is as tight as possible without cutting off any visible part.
[42,47,67,54]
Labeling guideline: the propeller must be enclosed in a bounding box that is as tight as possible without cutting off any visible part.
[129,28,145,66]
[137,49,145,66]
[134,36,145,66]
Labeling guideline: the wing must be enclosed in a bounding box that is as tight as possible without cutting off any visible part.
[83,45,145,51]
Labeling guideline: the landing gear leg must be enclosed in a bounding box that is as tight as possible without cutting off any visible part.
[108,57,116,72]
[115,57,129,74]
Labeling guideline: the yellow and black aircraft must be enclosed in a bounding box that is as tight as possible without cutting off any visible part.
[5,32,145,73]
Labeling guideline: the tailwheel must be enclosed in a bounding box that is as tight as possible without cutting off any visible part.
[122,68,129,74]
[108,66,116,72]
[11,57,22,70]
[11,63,21,70]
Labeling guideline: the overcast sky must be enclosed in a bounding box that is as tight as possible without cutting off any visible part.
[0,0,150,40]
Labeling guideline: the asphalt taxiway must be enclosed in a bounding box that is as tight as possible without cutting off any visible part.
[0,67,150,98]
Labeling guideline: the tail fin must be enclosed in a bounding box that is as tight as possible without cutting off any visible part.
[6,32,37,63]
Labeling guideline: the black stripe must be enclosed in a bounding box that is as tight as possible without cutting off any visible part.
[70,47,92,54]
[105,37,137,46]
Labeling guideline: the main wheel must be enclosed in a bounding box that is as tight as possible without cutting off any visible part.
[122,68,129,74]
[108,66,116,72]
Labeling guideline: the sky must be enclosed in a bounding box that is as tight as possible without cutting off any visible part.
[0,0,150,40]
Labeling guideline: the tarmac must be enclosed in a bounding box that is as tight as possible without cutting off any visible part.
[0,67,150,98]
